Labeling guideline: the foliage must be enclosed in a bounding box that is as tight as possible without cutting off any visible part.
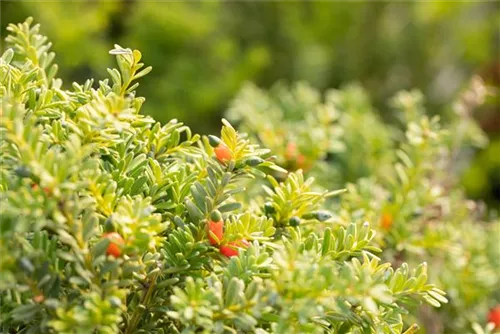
[3,1,498,206]
[227,78,500,333]
[0,18,450,334]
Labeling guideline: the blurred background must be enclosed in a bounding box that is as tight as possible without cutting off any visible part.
[1,1,499,207]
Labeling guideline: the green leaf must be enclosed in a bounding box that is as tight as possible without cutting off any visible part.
[134,66,152,80]
[92,238,110,258]
[218,202,242,213]
[322,228,332,256]
[185,198,204,222]
[1,48,14,63]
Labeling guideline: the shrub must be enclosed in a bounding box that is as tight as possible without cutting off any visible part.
[0,18,451,334]
[227,79,500,333]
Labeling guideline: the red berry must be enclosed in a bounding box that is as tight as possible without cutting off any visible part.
[220,239,249,258]
[214,144,232,163]
[208,220,224,245]
[220,244,238,257]
[488,306,500,328]
[103,232,125,258]
[31,183,52,195]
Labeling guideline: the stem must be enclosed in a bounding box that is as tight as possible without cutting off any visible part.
[124,272,160,334]
[393,140,428,217]
[403,324,420,334]
[119,61,136,97]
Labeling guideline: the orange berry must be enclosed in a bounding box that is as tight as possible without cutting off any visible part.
[488,306,500,328]
[103,232,125,258]
[285,142,297,160]
[296,154,305,166]
[220,239,249,257]
[214,144,232,163]
[380,212,393,230]
[33,294,45,303]
[296,154,312,171]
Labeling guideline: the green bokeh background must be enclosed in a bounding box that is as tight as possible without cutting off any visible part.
[1,1,499,207]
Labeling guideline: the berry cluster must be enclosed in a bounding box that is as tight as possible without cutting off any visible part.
[207,210,249,257]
